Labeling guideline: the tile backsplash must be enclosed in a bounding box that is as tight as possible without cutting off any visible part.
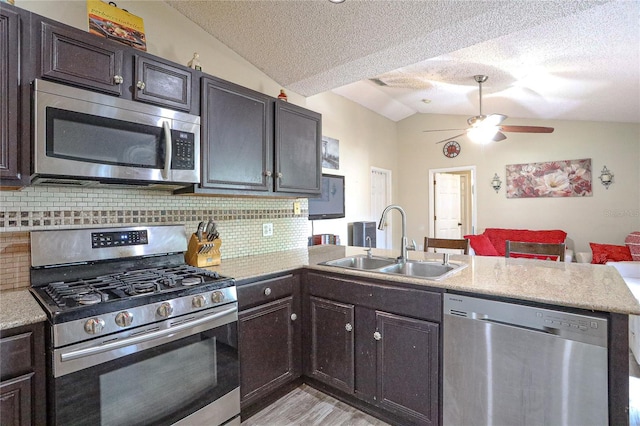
[0,186,309,290]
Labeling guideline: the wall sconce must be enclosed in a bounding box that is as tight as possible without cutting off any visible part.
[598,166,614,189]
[491,173,502,193]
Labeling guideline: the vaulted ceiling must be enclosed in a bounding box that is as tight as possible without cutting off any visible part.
[166,0,639,123]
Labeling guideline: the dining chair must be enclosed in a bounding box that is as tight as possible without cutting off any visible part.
[505,241,565,261]
[424,237,470,255]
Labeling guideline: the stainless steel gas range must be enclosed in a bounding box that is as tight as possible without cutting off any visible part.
[29,225,240,426]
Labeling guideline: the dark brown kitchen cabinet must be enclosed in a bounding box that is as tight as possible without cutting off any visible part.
[188,76,321,197]
[303,272,442,426]
[0,4,31,188]
[307,296,355,393]
[373,311,439,424]
[237,275,301,411]
[0,322,46,426]
[274,101,322,195]
[36,17,196,112]
[200,76,273,192]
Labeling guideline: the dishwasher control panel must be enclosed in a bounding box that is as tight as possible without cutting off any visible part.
[444,294,608,348]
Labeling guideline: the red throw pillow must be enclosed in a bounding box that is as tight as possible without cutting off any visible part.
[589,242,633,264]
[625,232,640,261]
[464,234,499,256]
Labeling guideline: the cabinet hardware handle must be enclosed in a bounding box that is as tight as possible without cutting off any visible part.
[291,313,297,321]
[265,171,272,177]
[113,75,124,84]
[276,172,283,178]
[263,287,271,296]
[136,80,146,90]
[373,331,382,340]
[345,323,353,332]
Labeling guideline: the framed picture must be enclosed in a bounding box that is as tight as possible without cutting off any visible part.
[506,158,592,198]
[322,136,339,170]
[87,0,147,51]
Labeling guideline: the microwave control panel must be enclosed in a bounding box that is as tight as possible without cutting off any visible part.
[171,130,195,170]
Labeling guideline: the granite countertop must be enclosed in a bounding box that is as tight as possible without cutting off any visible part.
[3,245,638,330]
[208,245,640,316]
[0,289,47,330]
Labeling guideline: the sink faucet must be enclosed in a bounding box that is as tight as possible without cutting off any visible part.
[377,204,415,262]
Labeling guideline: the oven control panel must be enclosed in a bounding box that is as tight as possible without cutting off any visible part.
[92,230,148,249]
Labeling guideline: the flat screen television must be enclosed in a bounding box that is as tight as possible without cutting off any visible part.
[308,174,345,220]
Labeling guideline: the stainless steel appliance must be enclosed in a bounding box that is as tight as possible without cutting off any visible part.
[32,79,200,189]
[443,294,608,426]
[30,225,240,426]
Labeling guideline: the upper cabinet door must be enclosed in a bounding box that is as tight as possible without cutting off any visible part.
[0,5,28,187]
[40,20,124,95]
[274,101,321,195]
[201,76,273,192]
[133,55,192,112]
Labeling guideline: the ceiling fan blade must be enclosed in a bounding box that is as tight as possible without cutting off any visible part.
[435,133,466,144]
[499,125,554,133]
[423,128,466,133]
[493,131,507,142]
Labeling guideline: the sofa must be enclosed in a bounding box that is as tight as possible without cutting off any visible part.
[607,261,640,365]
[464,228,570,261]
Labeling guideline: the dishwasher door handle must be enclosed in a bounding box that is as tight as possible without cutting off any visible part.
[478,317,555,336]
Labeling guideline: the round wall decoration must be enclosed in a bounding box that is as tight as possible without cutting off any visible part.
[443,140,461,158]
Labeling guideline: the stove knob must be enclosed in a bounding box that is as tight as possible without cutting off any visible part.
[156,302,174,318]
[192,295,207,308]
[84,318,105,335]
[115,311,134,327]
[211,291,224,304]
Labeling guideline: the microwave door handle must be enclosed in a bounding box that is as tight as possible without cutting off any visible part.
[162,121,172,180]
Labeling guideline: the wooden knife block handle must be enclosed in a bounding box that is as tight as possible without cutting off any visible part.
[185,234,221,267]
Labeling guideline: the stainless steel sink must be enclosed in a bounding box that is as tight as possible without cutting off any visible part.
[321,255,466,280]
[322,255,397,270]
[378,260,465,280]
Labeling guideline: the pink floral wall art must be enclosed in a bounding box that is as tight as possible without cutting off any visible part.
[505,158,592,198]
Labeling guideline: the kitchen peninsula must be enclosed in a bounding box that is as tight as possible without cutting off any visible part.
[213,245,638,425]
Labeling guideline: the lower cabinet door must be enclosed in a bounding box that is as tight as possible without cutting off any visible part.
[308,296,355,393]
[375,311,439,425]
[0,373,33,426]
[238,296,297,408]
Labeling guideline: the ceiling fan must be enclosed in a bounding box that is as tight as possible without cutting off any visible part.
[424,75,554,144]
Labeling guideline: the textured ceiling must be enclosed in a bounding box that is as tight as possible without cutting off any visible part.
[166,0,640,123]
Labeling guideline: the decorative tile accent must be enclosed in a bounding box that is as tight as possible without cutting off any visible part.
[0,186,311,290]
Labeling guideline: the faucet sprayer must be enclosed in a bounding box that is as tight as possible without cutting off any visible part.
[378,205,415,262]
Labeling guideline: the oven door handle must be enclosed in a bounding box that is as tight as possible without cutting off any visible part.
[60,306,237,363]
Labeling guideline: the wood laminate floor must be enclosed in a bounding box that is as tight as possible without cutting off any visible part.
[245,351,640,426]
[241,385,389,426]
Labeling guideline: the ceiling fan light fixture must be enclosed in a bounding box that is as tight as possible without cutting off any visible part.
[328,0,345,3]
[467,126,499,144]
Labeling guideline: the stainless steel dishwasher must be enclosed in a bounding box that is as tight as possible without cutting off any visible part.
[443,294,609,426]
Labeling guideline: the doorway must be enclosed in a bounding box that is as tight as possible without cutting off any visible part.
[371,167,391,249]
[428,166,476,239]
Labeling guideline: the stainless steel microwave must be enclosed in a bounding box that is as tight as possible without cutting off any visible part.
[32,79,200,189]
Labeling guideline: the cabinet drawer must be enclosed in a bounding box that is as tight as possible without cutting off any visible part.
[306,272,442,322]
[237,274,296,310]
[0,332,34,381]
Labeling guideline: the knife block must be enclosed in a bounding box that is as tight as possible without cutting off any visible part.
[185,234,222,267]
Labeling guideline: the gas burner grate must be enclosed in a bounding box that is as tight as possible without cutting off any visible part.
[41,265,223,308]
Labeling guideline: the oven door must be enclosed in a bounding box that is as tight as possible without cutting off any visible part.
[51,304,239,426]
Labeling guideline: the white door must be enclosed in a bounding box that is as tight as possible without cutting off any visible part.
[371,168,391,249]
[434,173,462,239]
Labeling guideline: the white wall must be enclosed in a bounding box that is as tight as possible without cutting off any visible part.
[397,113,640,253]
[306,92,398,246]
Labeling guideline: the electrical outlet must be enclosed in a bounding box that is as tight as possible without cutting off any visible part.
[262,223,273,237]
[293,201,301,215]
